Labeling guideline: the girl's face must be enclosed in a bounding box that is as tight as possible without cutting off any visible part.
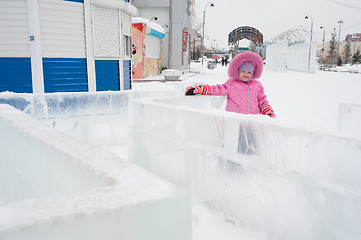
[238,71,252,82]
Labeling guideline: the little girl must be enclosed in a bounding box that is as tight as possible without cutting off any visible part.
[185,51,275,118]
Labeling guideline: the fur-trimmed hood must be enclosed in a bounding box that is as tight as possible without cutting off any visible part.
[228,51,264,81]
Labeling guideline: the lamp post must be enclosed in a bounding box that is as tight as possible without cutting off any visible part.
[305,15,313,70]
[337,20,343,56]
[201,2,214,65]
[320,26,325,64]
[211,39,215,55]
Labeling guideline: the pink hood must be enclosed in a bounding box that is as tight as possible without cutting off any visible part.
[228,51,263,81]
[210,51,268,114]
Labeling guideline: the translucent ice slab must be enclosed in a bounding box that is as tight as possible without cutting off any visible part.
[0,104,190,240]
[338,103,361,140]
[0,90,175,147]
[266,41,318,72]
[129,96,361,240]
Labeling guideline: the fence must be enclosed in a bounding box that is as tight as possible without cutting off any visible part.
[266,41,318,72]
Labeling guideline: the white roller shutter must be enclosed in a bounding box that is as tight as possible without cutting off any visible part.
[122,12,131,37]
[92,6,119,57]
[0,0,30,57]
[146,34,160,59]
[38,0,86,58]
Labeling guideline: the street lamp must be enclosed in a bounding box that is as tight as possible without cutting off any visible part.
[201,2,214,65]
[320,26,325,63]
[149,16,158,22]
[305,15,313,69]
[305,15,313,41]
[337,20,343,56]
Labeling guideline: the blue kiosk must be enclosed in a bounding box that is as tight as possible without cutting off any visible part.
[0,0,136,93]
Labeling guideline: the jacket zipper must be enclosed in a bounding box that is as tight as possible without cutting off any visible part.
[247,84,250,113]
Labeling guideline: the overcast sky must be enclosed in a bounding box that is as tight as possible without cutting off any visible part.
[193,0,361,49]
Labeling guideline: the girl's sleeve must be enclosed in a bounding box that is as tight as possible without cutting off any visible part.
[210,81,230,96]
[257,84,270,109]
[258,83,276,118]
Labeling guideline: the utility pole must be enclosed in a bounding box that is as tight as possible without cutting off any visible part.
[201,2,214,65]
[305,15,313,70]
[337,20,343,56]
[320,26,325,64]
[168,0,173,68]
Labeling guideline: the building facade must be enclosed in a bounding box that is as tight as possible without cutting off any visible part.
[317,33,361,64]
[0,0,136,93]
[346,33,361,42]
[132,0,195,71]
[131,17,165,79]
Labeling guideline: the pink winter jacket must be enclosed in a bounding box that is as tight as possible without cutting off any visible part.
[210,79,269,114]
[209,51,269,114]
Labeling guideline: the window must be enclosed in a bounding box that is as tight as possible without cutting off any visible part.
[124,36,131,57]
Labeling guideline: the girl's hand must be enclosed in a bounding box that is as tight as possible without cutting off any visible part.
[261,105,276,118]
[185,86,200,95]
[185,85,210,95]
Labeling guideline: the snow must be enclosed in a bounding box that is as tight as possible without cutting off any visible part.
[1,62,361,239]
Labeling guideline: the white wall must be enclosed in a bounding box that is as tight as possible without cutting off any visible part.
[129,96,361,240]
[169,0,186,70]
[132,0,170,7]
[266,41,318,72]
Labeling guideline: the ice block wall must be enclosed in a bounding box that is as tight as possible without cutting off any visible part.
[338,103,361,139]
[129,96,361,240]
[266,41,318,72]
[0,104,190,240]
[0,90,175,147]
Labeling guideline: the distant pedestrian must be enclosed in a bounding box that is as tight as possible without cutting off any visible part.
[214,57,218,64]
[221,57,225,66]
[337,57,342,66]
[224,57,228,66]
